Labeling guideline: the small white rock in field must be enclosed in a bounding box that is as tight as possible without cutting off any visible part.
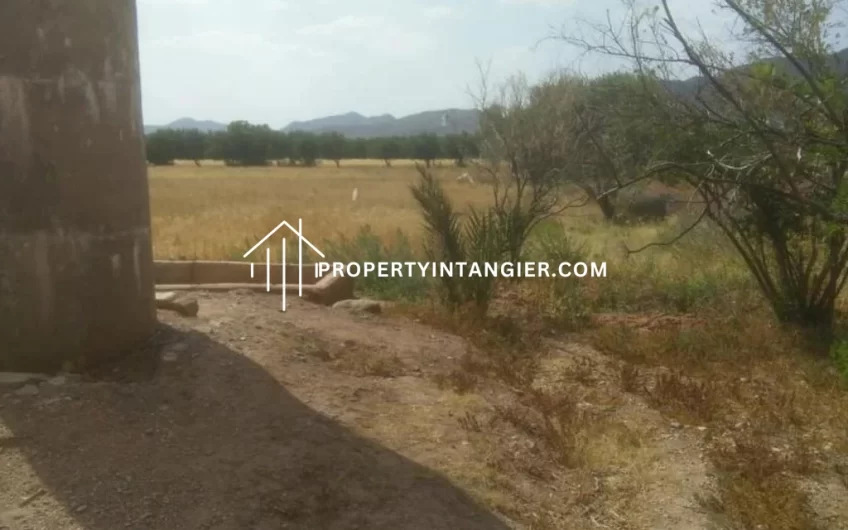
[352,188,358,201]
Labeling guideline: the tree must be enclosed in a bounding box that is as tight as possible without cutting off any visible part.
[564,72,667,220]
[374,137,404,167]
[179,129,207,166]
[319,132,346,167]
[145,129,177,165]
[267,131,291,165]
[345,138,369,159]
[474,74,591,262]
[561,0,848,337]
[442,132,479,167]
[412,133,442,167]
[290,132,319,166]
[223,121,273,166]
[204,131,228,161]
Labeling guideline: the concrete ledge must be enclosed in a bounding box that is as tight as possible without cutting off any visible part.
[154,260,319,285]
[154,261,353,307]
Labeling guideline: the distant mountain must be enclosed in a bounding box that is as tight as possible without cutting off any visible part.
[143,117,227,135]
[662,47,848,98]
[143,109,479,137]
[282,111,387,134]
[143,47,848,138]
[281,108,480,138]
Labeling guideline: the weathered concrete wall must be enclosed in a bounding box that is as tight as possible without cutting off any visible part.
[153,261,354,306]
[0,1,156,371]
[154,261,320,286]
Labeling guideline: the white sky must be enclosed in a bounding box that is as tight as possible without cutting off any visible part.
[135,0,814,127]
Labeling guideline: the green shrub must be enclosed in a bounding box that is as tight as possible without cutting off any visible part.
[411,166,505,315]
[830,340,848,382]
[526,220,587,264]
[322,225,433,301]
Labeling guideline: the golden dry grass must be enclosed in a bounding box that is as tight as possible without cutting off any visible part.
[150,161,707,262]
[149,162,494,260]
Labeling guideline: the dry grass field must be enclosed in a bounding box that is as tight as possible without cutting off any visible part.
[4,160,846,530]
[148,159,752,309]
[151,159,696,263]
[149,160,495,261]
[107,160,843,528]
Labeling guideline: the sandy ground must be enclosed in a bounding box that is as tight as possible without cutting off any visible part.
[0,291,843,529]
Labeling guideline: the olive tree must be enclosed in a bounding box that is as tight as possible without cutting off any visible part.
[560,0,848,336]
[472,72,588,262]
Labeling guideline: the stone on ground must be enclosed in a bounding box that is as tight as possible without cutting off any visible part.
[156,292,200,317]
[14,384,40,396]
[332,299,382,315]
[0,372,47,388]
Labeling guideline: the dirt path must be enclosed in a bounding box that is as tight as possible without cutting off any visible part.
[0,291,719,530]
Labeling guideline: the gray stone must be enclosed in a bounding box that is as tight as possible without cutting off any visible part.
[156,294,199,317]
[0,372,47,387]
[47,375,66,386]
[14,384,39,396]
[332,299,382,315]
[162,351,178,362]
[155,291,177,302]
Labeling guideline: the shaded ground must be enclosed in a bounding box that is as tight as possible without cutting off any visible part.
[1,291,846,529]
[0,296,507,530]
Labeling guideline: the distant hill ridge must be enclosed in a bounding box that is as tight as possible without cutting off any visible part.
[143,46,848,137]
[281,109,480,137]
[143,117,228,135]
[142,109,480,137]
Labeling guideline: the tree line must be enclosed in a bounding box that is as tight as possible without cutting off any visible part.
[144,123,481,168]
[406,0,848,338]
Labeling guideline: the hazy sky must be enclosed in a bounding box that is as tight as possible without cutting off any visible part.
[135,0,741,127]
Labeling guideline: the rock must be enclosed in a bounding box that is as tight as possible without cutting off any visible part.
[47,375,66,386]
[155,291,177,302]
[14,384,39,397]
[169,342,189,353]
[0,372,47,387]
[176,298,199,317]
[332,299,382,315]
[670,421,683,430]
[162,351,178,363]
[156,293,199,317]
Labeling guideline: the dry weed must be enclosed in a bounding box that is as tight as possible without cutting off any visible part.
[706,433,820,530]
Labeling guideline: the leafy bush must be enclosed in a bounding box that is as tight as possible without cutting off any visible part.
[830,340,848,382]
[526,220,587,264]
[525,221,592,329]
[322,225,432,301]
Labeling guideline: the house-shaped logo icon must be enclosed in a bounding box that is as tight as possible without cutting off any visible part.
[243,218,325,311]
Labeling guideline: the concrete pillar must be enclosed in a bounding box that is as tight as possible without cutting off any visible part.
[0,1,157,372]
